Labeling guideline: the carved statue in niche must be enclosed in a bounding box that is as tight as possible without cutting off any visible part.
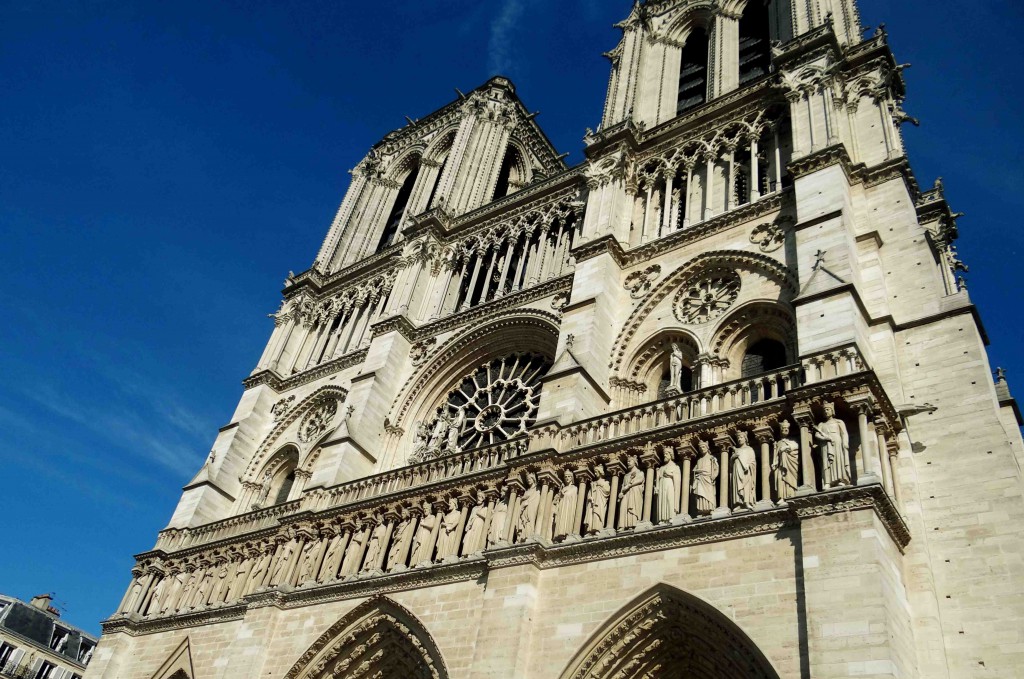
[730,431,757,509]
[318,534,344,582]
[208,563,230,603]
[447,406,466,453]
[772,420,800,501]
[296,538,320,584]
[161,572,186,614]
[269,539,296,586]
[487,486,510,547]
[387,508,414,571]
[461,491,489,555]
[655,448,682,523]
[226,557,250,602]
[245,548,271,594]
[668,343,685,395]
[362,514,388,572]
[585,464,610,533]
[411,422,430,462]
[436,499,462,560]
[189,568,211,609]
[254,470,273,509]
[428,412,450,452]
[692,440,719,515]
[146,576,165,615]
[517,472,541,541]
[340,526,366,577]
[410,501,437,565]
[617,455,645,529]
[813,401,850,487]
[552,469,579,541]
[123,577,143,614]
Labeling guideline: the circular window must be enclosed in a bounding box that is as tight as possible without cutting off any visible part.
[673,269,741,325]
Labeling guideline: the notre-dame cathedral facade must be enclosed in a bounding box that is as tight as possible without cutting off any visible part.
[86,1,1024,677]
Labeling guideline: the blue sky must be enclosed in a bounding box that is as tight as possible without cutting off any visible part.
[1,0,1021,635]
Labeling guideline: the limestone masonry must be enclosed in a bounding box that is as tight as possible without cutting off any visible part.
[84,1,1024,677]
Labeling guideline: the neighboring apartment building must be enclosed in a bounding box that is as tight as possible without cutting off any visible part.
[85,0,1024,677]
[0,594,96,679]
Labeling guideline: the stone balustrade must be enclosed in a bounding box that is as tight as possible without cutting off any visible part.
[121,368,905,628]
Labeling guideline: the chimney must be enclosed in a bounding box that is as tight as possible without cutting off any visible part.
[29,594,57,616]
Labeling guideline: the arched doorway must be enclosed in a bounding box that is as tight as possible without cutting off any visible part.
[560,584,780,679]
[285,597,448,679]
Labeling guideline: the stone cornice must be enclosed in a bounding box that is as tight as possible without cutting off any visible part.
[242,349,368,392]
[102,484,906,638]
[788,144,918,197]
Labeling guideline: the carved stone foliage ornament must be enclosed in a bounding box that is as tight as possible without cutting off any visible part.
[624,264,661,299]
[749,220,786,252]
[410,338,436,367]
[550,292,569,311]
[298,398,339,444]
[271,395,296,422]
[673,269,741,324]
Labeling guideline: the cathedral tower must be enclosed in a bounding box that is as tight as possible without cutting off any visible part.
[87,1,1024,677]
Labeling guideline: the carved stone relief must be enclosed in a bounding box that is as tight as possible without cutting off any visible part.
[673,269,741,324]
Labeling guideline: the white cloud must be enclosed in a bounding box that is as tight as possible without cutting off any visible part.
[488,0,527,76]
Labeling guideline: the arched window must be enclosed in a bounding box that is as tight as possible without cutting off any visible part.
[426,154,448,209]
[677,28,709,114]
[273,469,296,505]
[741,338,787,377]
[377,160,420,252]
[738,1,771,85]
[660,364,693,397]
[493,145,524,200]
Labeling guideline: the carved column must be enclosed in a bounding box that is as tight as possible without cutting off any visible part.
[749,135,761,201]
[724,142,737,211]
[850,398,880,482]
[661,171,675,235]
[572,468,591,538]
[461,250,484,310]
[640,449,658,525]
[887,440,904,509]
[753,424,774,507]
[683,161,695,227]
[605,459,624,530]
[714,434,731,516]
[679,447,693,519]
[875,419,894,497]
[792,406,817,493]
[703,154,715,221]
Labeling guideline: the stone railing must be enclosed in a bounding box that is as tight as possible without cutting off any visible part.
[320,438,529,508]
[556,364,803,452]
[118,369,907,632]
[155,500,302,552]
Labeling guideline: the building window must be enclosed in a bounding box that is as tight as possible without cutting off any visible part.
[738,0,771,85]
[492,145,524,200]
[0,643,15,667]
[377,161,420,252]
[677,28,709,114]
[740,338,787,377]
[35,661,57,679]
[273,469,296,505]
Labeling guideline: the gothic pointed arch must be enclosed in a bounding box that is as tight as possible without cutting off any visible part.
[284,596,448,679]
[149,637,195,679]
[242,385,348,482]
[709,300,797,379]
[610,250,796,377]
[559,584,781,679]
[625,329,702,397]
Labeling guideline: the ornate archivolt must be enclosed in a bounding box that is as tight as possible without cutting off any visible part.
[710,300,798,366]
[387,311,559,434]
[559,584,780,679]
[242,385,348,482]
[610,250,797,376]
[285,597,448,679]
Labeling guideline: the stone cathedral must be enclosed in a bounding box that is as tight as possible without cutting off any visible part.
[87,1,1024,677]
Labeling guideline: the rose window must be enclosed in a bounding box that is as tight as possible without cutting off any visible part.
[673,269,741,325]
[418,353,550,457]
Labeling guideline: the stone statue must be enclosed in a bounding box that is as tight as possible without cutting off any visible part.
[81,647,93,664]
[318,534,344,582]
[362,515,389,572]
[461,491,489,555]
[296,539,320,583]
[428,412,450,452]
[245,550,271,594]
[655,448,682,522]
[208,564,229,604]
[772,420,800,501]
[123,577,144,614]
[617,455,645,529]
[552,469,579,540]
[692,440,719,515]
[813,401,850,487]
[436,499,462,560]
[730,432,757,509]
[340,527,366,576]
[255,470,273,508]
[585,464,610,533]
[517,473,541,541]
[411,501,437,565]
[226,558,250,602]
[411,421,430,462]
[669,342,684,393]
[387,509,414,571]
[189,568,211,609]
[161,572,186,614]
[268,539,295,585]
[447,406,466,453]
[487,487,510,547]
